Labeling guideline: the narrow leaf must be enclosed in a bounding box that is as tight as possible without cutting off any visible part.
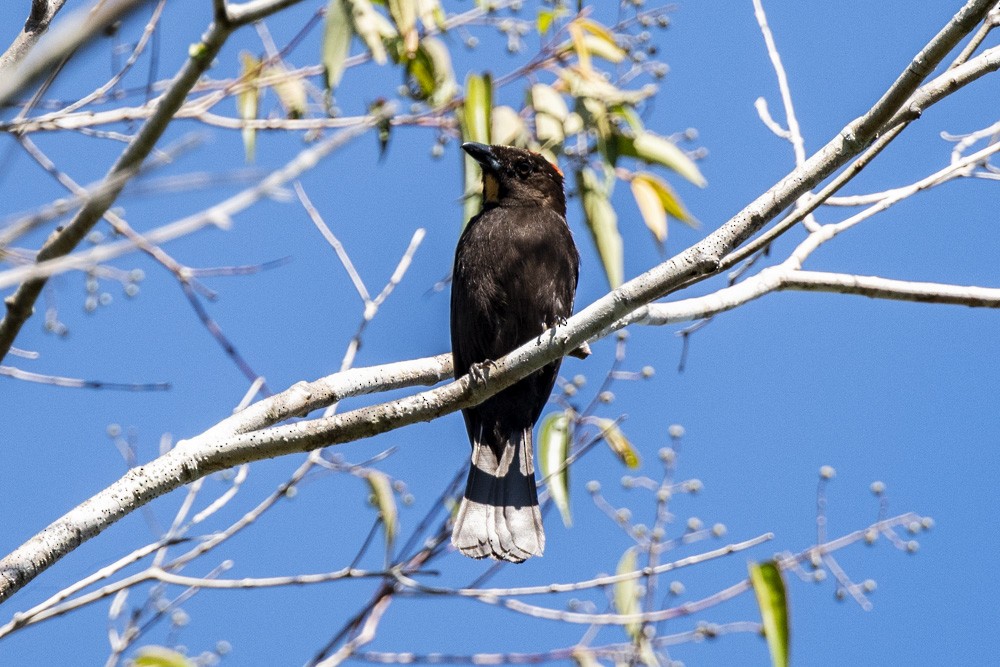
[388,0,418,55]
[571,647,601,667]
[463,72,492,144]
[531,83,568,146]
[537,9,554,35]
[633,171,696,226]
[749,560,790,667]
[237,52,261,163]
[595,417,639,468]
[461,72,492,227]
[614,548,641,640]
[133,646,196,667]
[567,20,591,72]
[416,0,445,31]
[559,66,657,106]
[577,167,623,289]
[539,411,573,527]
[630,175,667,246]
[559,19,626,64]
[322,0,351,89]
[264,62,308,119]
[492,105,526,147]
[349,0,395,65]
[367,471,398,544]
[418,36,457,106]
[619,130,707,188]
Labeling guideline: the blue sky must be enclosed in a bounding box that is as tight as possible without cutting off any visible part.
[1,1,998,665]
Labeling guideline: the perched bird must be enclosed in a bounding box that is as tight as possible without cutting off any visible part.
[450,142,581,562]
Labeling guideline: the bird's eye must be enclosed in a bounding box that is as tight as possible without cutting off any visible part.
[514,159,533,177]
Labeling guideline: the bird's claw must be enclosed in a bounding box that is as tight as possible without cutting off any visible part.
[468,359,497,387]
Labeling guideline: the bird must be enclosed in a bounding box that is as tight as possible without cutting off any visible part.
[450,142,582,562]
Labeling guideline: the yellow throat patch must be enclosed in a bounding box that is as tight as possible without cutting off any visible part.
[483,172,500,204]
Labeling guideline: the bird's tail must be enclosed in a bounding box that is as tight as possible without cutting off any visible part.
[451,427,545,562]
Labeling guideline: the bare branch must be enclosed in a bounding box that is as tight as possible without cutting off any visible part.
[0,0,996,607]
[0,0,71,75]
[0,0,154,105]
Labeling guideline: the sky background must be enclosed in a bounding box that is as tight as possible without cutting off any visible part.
[1,1,998,665]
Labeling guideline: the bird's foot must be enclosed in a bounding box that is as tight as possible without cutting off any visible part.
[468,359,497,387]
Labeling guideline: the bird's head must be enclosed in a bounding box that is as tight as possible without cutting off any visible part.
[462,142,566,217]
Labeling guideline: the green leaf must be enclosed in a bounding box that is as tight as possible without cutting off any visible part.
[349,0,396,65]
[492,105,527,147]
[400,36,456,106]
[614,548,641,640]
[133,646,196,667]
[264,62,308,119]
[387,0,418,55]
[632,171,696,226]
[594,417,639,468]
[639,639,661,667]
[237,52,261,163]
[749,560,790,667]
[539,411,573,527]
[463,72,492,144]
[322,0,351,89]
[559,67,657,107]
[367,470,398,545]
[618,131,707,188]
[461,72,492,227]
[416,0,445,30]
[611,103,645,134]
[630,174,667,247]
[537,9,555,35]
[531,83,568,147]
[577,167,623,289]
[559,19,626,64]
[630,171,697,248]
[571,646,600,667]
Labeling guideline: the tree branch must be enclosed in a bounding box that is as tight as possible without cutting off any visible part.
[0,0,70,75]
[0,0,996,607]
[0,0,309,364]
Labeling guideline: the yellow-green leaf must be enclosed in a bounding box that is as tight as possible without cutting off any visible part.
[612,103,644,134]
[537,9,555,35]
[531,83,568,146]
[559,19,626,64]
[577,168,623,289]
[387,0,418,55]
[630,175,667,246]
[632,171,695,226]
[595,417,639,468]
[237,52,261,163]
[463,72,492,144]
[349,0,395,65]
[559,67,657,107]
[133,646,196,667]
[322,0,351,89]
[567,20,591,72]
[367,471,397,544]
[571,646,601,667]
[619,131,707,188]
[539,411,573,528]
[461,72,492,226]
[749,560,790,667]
[492,105,526,147]
[614,548,641,640]
[423,36,456,106]
[263,62,308,119]
[639,639,660,667]
[416,0,445,30]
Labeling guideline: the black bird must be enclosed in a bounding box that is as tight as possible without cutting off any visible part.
[450,142,581,562]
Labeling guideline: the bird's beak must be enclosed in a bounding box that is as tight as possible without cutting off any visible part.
[462,142,501,172]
